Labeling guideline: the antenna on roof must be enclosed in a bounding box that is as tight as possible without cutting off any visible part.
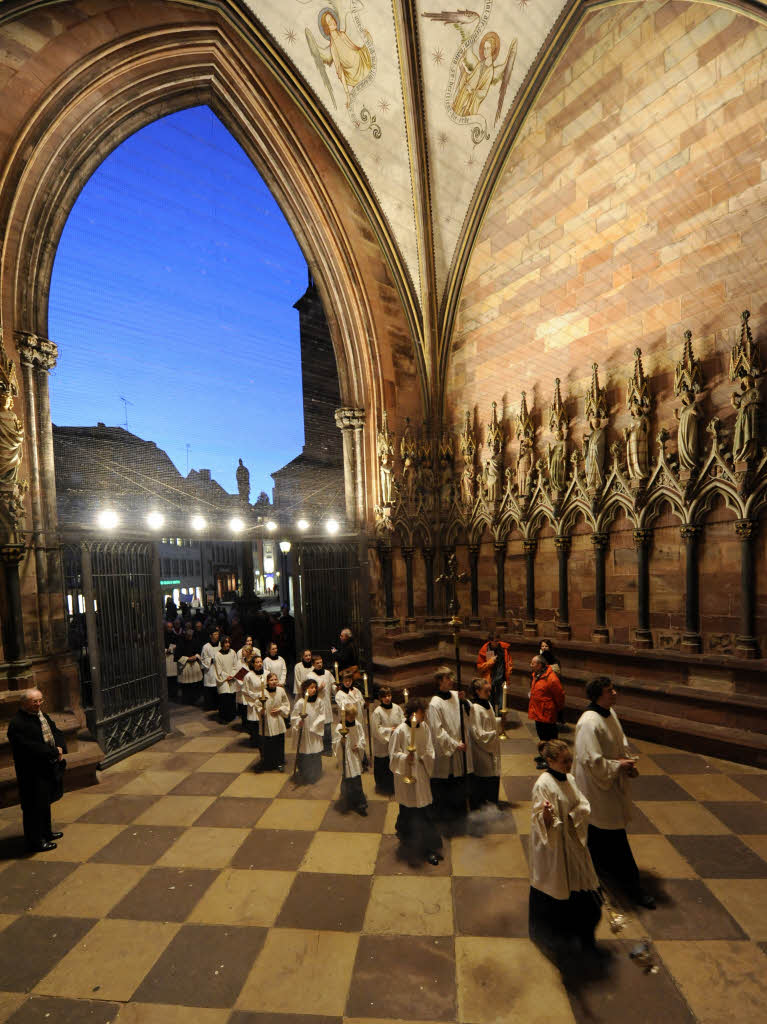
[119,395,134,428]
[186,443,191,475]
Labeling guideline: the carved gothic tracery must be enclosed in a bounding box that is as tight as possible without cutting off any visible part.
[625,348,652,485]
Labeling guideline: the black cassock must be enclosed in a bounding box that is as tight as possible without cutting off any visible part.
[7,710,67,850]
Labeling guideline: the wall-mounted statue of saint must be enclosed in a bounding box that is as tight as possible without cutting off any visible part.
[729,311,762,465]
[625,348,652,485]
[584,363,609,494]
[377,411,395,506]
[547,378,568,493]
[673,330,705,476]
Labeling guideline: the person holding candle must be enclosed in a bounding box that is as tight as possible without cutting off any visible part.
[240,655,268,749]
[255,672,290,772]
[305,653,335,756]
[528,738,603,962]
[389,697,443,866]
[214,635,239,724]
[427,665,473,832]
[468,677,501,808]
[333,703,368,815]
[291,679,326,784]
[371,686,404,793]
[335,669,367,767]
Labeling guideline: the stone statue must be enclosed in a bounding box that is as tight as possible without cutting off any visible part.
[236,458,250,503]
[400,419,418,502]
[420,463,435,512]
[439,451,454,506]
[380,451,394,505]
[484,454,501,502]
[377,411,396,506]
[729,311,762,465]
[461,462,475,505]
[0,353,23,487]
[547,378,568,492]
[584,363,608,493]
[673,330,704,474]
[459,410,477,508]
[624,349,652,484]
[515,392,535,497]
[484,401,503,504]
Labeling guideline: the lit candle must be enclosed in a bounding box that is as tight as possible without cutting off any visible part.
[502,682,508,712]
[334,661,340,687]
[403,687,409,705]
[363,671,369,698]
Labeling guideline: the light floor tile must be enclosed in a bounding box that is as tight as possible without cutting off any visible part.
[118,771,192,796]
[629,834,699,879]
[675,773,760,802]
[0,992,26,1022]
[188,868,294,926]
[197,753,258,774]
[456,936,575,1024]
[220,773,289,799]
[116,1005,229,1024]
[157,827,250,869]
[35,823,125,862]
[175,721,213,737]
[53,790,110,823]
[638,800,731,835]
[34,919,179,1001]
[705,879,767,940]
[0,917,17,934]
[255,798,331,831]
[133,795,215,827]
[363,876,453,935]
[302,832,381,874]
[633,755,664,774]
[174,735,236,753]
[510,802,532,834]
[656,940,767,1022]
[383,801,398,834]
[741,835,767,860]
[360,772,390,802]
[502,754,539,775]
[237,928,358,1016]
[451,834,528,877]
[31,863,148,918]
[118,751,176,772]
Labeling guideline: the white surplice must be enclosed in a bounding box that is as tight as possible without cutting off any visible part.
[530,771,599,900]
[427,691,473,778]
[240,669,269,723]
[264,655,287,687]
[290,698,326,754]
[214,649,239,694]
[305,669,335,722]
[574,708,633,829]
[262,686,290,736]
[200,641,220,689]
[371,703,404,757]
[469,701,501,778]
[389,720,435,808]
[333,720,366,777]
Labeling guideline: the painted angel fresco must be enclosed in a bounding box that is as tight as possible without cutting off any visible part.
[423,8,516,142]
[305,3,374,111]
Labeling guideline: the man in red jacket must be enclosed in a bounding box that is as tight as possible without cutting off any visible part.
[528,655,565,769]
[476,630,513,713]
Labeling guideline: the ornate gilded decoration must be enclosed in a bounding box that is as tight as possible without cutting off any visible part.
[673,330,704,476]
[729,310,762,465]
[438,430,454,509]
[400,418,418,502]
[547,378,568,493]
[0,332,27,546]
[483,401,503,504]
[459,410,477,507]
[377,410,395,506]
[625,348,652,485]
[515,391,534,498]
[584,363,608,494]
[417,424,435,514]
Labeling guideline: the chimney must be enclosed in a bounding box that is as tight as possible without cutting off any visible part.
[199,469,211,481]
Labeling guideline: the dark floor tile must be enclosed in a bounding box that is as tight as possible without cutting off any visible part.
[319,800,387,833]
[730,774,767,800]
[346,934,456,1020]
[703,801,767,834]
[629,776,695,801]
[502,738,538,754]
[0,916,96,990]
[757,941,767,958]
[566,939,696,1024]
[221,736,255,752]
[108,867,218,921]
[453,877,530,937]
[89,826,184,865]
[193,797,270,828]
[668,834,767,878]
[169,772,240,796]
[76,794,160,825]
[231,829,313,871]
[0,835,33,861]
[466,804,517,835]
[278,768,339,800]
[0,860,78,913]
[162,752,216,772]
[636,878,747,940]
[626,805,660,834]
[7,996,121,1024]
[650,753,721,774]
[277,872,371,931]
[501,775,539,802]
[230,1015,341,1024]
[374,833,452,876]
[93,770,141,793]
[132,923,267,1007]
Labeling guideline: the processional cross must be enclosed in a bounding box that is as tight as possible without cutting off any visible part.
[435,552,469,684]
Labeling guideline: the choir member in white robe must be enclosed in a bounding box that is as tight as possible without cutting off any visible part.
[371,686,404,794]
[306,655,335,756]
[390,698,443,865]
[164,624,178,702]
[241,656,268,748]
[214,636,239,723]
[291,680,326,784]
[529,739,602,959]
[235,641,256,727]
[293,650,314,699]
[333,705,368,815]
[264,643,287,687]
[427,666,473,829]
[200,629,221,711]
[174,627,203,703]
[468,677,501,808]
[574,677,654,908]
[256,674,290,772]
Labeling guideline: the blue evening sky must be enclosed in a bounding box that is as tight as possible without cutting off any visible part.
[49,105,308,498]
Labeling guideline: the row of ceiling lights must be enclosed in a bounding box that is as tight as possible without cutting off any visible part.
[95,509,340,535]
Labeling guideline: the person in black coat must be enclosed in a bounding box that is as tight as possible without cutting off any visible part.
[7,689,66,852]
[331,628,358,671]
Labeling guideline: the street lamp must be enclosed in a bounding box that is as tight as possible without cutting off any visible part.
[146,511,164,530]
[97,509,119,530]
[265,520,277,532]
[278,541,291,611]
[279,540,292,554]
[296,519,310,532]
[191,515,207,531]
[325,518,340,535]
[229,517,245,533]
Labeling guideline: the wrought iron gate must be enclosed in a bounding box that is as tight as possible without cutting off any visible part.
[63,540,167,766]
[295,539,368,665]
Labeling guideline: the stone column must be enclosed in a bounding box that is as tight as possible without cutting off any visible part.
[493,542,507,626]
[468,544,480,624]
[379,543,397,625]
[633,528,653,649]
[735,519,759,658]
[680,525,702,653]
[402,546,415,625]
[423,547,436,620]
[335,407,366,528]
[554,536,571,639]
[0,544,27,661]
[591,533,609,643]
[523,539,538,636]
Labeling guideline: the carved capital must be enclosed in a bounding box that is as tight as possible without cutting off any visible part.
[633,528,653,546]
[401,546,414,560]
[0,542,26,566]
[554,536,571,554]
[680,524,701,541]
[735,518,757,541]
[590,532,609,550]
[334,406,365,431]
[468,544,480,558]
[15,332,58,372]
[493,543,506,559]
[523,539,537,555]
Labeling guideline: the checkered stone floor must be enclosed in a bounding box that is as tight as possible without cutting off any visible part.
[0,705,766,1023]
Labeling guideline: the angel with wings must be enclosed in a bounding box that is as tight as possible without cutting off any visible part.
[305,4,373,111]
[423,10,516,131]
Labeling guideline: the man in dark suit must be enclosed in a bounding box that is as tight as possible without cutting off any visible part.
[7,689,66,852]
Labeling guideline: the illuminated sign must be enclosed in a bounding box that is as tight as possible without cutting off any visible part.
[160,579,181,585]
